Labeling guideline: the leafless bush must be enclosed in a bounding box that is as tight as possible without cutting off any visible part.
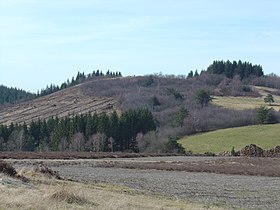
[216,76,260,97]
[70,133,85,151]
[0,160,17,177]
[136,131,167,153]
[251,74,280,89]
[87,133,108,152]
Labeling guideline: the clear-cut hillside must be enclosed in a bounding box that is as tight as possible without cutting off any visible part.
[0,82,116,125]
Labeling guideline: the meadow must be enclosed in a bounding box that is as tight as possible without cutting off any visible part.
[179,124,280,154]
[212,86,280,111]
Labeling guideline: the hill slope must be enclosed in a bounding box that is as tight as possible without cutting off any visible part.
[0,81,116,125]
[212,86,280,111]
[179,124,280,154]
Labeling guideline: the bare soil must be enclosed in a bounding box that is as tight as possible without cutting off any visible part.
[7,156,280,210]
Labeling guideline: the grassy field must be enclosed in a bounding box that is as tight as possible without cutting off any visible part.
[212,86,280,111]
[179,124,280,154]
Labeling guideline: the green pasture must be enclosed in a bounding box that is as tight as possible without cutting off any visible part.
[179,124,280,154]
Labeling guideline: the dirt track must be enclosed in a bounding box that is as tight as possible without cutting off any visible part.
[9,156,280,210]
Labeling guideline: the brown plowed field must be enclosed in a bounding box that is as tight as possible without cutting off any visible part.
[0,83,117,125]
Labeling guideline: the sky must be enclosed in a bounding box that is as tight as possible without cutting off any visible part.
[1,0,280,92]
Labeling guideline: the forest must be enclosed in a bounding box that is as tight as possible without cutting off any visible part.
[0,108,156,152]
[205,60,263,79]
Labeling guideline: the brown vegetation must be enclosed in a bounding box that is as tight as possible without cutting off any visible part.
[0,151,183,159]
[50,188,89,205]
[34,163,61,179]
[0,160,28,182]
[240,144,280,158]
[0,160,17,177]
[0,160,221,210]
[91,157,280,177]
[0,83,116,125]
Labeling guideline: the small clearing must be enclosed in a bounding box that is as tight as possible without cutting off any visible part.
[212,86,280,111]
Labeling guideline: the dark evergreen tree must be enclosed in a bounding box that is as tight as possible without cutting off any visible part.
[195,90,212,107]
[150,96,161,109]
[0,85,36,105]
[187,70,193,78]
[194,70,199,77]
[108,111,119,149]
[173,107,189,127]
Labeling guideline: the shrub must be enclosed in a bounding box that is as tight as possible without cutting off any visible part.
[0,160,17,177]
[149,96,161,109]
[51,188,88,204]
[163,137,185,154]
[255,106,277,124]
[231,146,236,156]
[264,94,274,105]
[166,88,184,100]
[204,151,216,156]
[142,75,154,87]
[195,90,212,107]
[34,163,61,179]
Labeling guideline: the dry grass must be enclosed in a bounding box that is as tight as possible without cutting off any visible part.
[212,86,280,111]
[0,166,224,210]
[50,187,89,205]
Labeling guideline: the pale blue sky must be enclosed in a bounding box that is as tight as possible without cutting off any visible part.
[1,0,280,92]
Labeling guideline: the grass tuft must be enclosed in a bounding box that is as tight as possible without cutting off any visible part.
[50,188,88,205]
[34,163,61,179]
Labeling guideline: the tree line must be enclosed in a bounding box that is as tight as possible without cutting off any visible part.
[38,70,122,96]
[0,70,122,105]
[0,108,156,152]
[0,85,36,105]
[205,60,263,79]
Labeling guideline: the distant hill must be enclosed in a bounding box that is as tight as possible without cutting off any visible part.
[1,65,280,153]
[1,73,280,129]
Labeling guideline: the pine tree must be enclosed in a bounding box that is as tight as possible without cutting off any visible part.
[264,94,274,106]
[187,70,193,78]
